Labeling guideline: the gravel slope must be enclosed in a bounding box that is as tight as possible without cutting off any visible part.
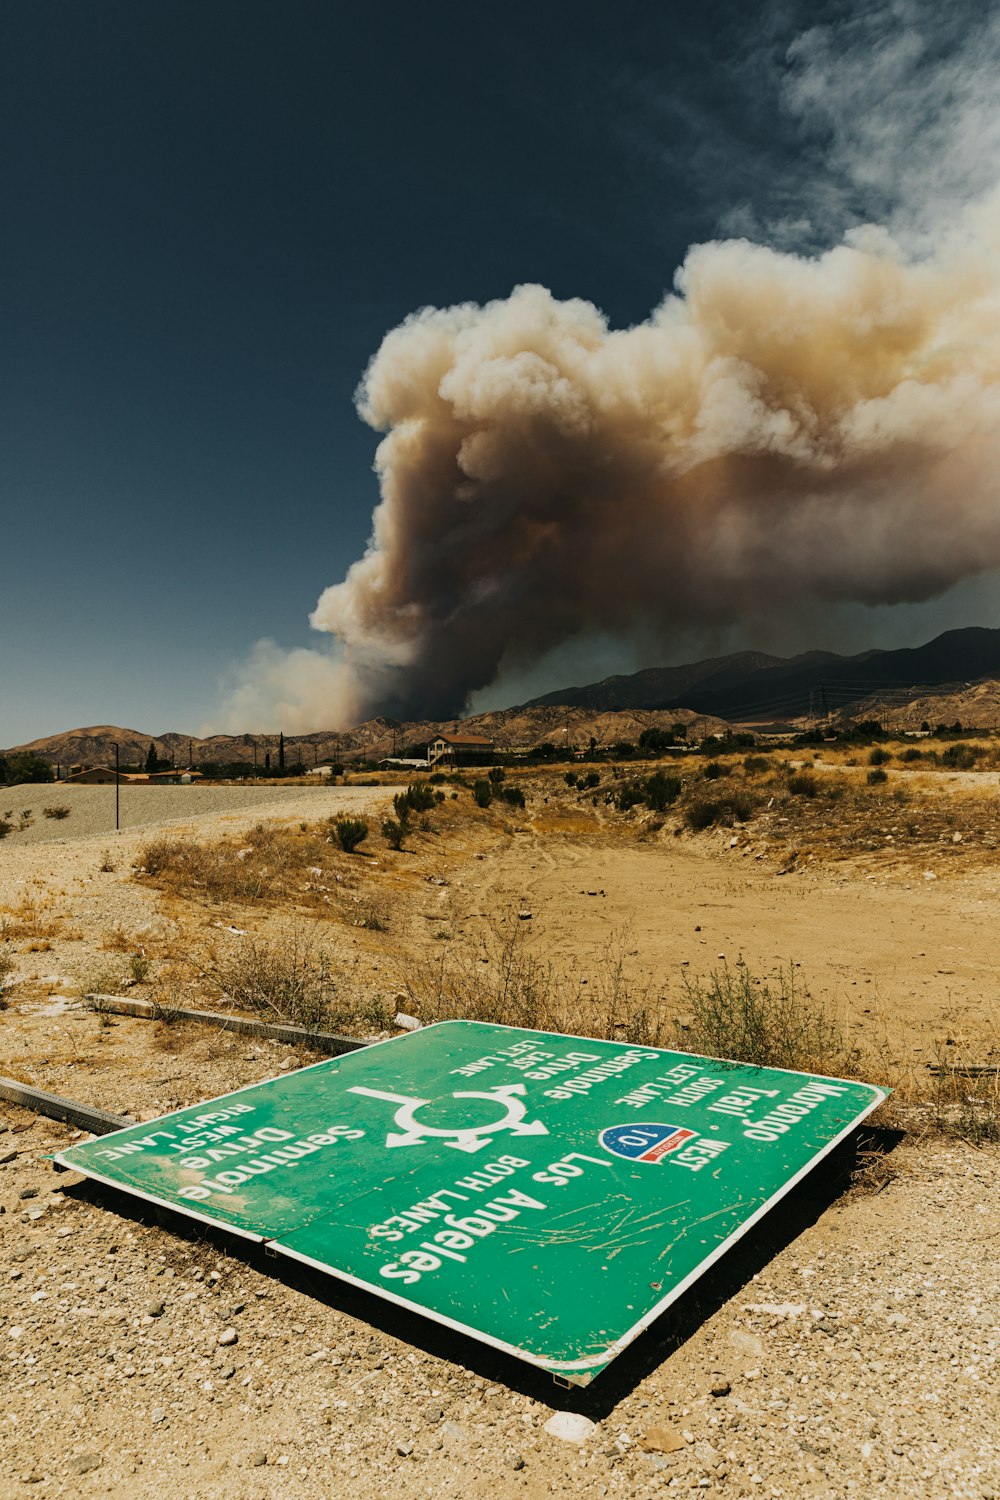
[1,783,384,848]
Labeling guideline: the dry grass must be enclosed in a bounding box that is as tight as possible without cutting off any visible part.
[198,926,392,1034]
[122,767,999,1144]
[0,897,63,941]
[400,920,675,1047]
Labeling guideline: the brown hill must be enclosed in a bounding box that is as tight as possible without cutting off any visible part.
[6,705,729,771]
[834,678,1000,732]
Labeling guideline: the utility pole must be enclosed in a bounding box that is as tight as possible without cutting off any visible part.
[115,743,120,832]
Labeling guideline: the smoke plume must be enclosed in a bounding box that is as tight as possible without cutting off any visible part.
[217,5,1000,732]
[298,196,1000,722]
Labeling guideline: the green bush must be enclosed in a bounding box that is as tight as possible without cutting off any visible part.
[472,780,492,808]
[581,770,600,789]
[381,817,405,850]
[681,962,856,1075]
[942,742,982,770]
[868,747,890,766]
[743,755,771,774]
[331,816,369,852]
[398,781,436,814]
[564,771,578,787]
[787,772,818,797]
[614,781,645,812]
[644,771,681,812]
[867,767,888,785]
[684,793,755,830]
[499,785,525,809]
[703,761,726,780]
[488,766,505,785]
[900,747,923,762]
[43,805,71,820]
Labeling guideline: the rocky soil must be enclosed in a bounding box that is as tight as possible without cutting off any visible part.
[1,1100,997,1500]
[1,776,997,1499]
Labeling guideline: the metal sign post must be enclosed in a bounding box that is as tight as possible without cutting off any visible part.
[56,1022,887,1385]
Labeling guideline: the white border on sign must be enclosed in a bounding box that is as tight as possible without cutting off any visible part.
[55,1020,890,1386]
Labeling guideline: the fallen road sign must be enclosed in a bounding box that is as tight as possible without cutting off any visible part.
[55,1022,888,1385]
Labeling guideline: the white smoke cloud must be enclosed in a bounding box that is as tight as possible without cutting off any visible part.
[215,4,1000,732]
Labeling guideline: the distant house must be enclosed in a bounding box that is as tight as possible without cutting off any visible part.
[63,767,146,785]
[427,732,494,767]
[145,769,203,785]
[378,757,430,771]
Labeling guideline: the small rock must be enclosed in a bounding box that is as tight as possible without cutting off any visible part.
[507,1453,526,1471]
[710,1379,731,1398]
[150,1407,167,1425]
[18,1188,39,1201]
[395,1012,422,1032]
[67,1453,102,1476]
[543,1413,596,1444]
[0,1149,17,1164]
[517,911,532,921]
[220,1365,236,1379]
[423,1405,444,1424]
[249,1453,267,1467]
[218,1327,238,1347]
[638,1428,686,1455]
[396,1441,413,1458]
[146,1300,165,1318]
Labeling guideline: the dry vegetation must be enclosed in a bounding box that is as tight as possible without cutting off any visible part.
[114,748,1000,1146]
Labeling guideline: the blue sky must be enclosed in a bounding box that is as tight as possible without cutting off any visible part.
[2,1,997,743]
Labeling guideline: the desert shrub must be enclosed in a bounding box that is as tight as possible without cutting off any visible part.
[381,817,405,850]
[331,816,369,852]
[581,770,600,789]
[43,805,71,820]
[401,781,436,813]
[392,790,413,825]
[682,962,856,1076]
[472,780,492,808]
[488,766,506,785]
[353,896,390,932]
[564,771,578,787]
[927,1048,1000,1146]
[787,772,818,797]
[644,770,681,812]
[900,747,923,762]
[126,952,151,984]
[942,742,982,770]
[0,819,11,839]
[402,922,551,1030]
[868,747,890,766]
[685,793,755,830]
[0,944,15,995]
[703,761,726,781]
[137,836,278,900]
[867,767,889,785]
[499,784,525,808]
[743,755,771,774]
[614,781,645,812]
[209,930,336,1028]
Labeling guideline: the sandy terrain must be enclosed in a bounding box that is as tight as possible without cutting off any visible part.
[1,771,997,1498]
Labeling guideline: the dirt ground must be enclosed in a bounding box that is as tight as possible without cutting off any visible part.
[1,773,998,1498]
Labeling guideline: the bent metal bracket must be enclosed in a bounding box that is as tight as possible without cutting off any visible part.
[55,1022,888,1386]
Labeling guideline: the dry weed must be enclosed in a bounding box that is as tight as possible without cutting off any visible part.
[0,898,62,941]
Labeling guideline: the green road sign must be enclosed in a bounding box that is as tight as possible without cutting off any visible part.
[56,1022,888,1385]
